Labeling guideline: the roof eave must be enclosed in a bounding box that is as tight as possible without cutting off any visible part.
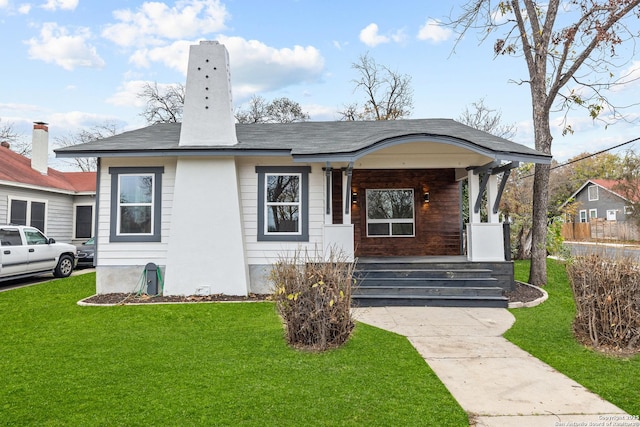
[291,134,552,165]
[55,148,293,158]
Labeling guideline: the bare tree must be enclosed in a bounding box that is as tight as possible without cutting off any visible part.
[613,150,640,224]
[54,121,120,171]
[266,97,310,123]
[458,98,517,139]
[451,0,640,285]
[235,95,310,123]
[138,82,185,124]
[459,99,518,230]
[235,95,270,123]
[0,118,28,155]
[339,53,413,121]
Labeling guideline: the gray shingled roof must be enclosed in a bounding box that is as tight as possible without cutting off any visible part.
[55,118,551,164]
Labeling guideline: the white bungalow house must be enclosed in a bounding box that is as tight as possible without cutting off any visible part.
[56,41,551,306]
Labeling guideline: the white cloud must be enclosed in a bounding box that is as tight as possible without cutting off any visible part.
[128,36,325,99]
[303,103,339,121]
[391,29,408,44]
[417,19,452,43]
[218,35,325,98]
[359,23,389,47]
[25,22,105,70]
[106,80,151,107]
[42,0,78,11]
[129,40,193,74]
[332,40,346,50]
[613,60,640,91]
[0,0,9,8]
[48,110,116,131]
[102,0,228,48]
[18,3,31,13]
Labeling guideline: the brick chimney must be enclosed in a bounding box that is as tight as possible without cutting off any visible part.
[179,41,237,146]
[32,122,49,174]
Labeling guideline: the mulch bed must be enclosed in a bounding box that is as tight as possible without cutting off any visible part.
[504,281,544,304]
[81,282,543,306]
[82,293,271,305]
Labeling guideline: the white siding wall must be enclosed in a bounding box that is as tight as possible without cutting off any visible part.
[0,184,75,243]
[0,190,7,224]
[96,157,176,267]
[237,157,325,265]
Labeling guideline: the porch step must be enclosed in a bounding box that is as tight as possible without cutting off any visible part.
[355,285,504,297]
[352,260,510,308]
[353,294,509,308]
[356,268,494,280]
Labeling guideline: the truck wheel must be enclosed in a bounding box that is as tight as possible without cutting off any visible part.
[54,255,74,278]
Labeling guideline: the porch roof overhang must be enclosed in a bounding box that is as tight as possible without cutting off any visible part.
[55,119,551,166]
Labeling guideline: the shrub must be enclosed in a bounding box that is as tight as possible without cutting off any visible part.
[567,254,640,353]
[270,249,356,351]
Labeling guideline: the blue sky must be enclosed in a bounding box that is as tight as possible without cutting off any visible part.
[1,0,639,170]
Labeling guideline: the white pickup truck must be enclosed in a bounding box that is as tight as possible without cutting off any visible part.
[0,225,78,282]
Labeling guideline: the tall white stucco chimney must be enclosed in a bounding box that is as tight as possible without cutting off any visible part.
[164,41,248,297]
[32,122,49,175]
[179,41,237,146]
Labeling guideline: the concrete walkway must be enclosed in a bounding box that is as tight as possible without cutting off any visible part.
[352,306,635,427]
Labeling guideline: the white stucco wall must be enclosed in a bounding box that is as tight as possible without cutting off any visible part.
[163,157,248,296]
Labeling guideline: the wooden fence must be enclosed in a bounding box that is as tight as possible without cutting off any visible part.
[562,219,640,242]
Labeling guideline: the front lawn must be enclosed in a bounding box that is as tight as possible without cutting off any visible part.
[0,273,468,426]
[507,259,640,416]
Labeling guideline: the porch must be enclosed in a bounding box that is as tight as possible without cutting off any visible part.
[352,256,512,308]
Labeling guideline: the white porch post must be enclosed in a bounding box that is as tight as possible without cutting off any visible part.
[467,171,481,224]
[467,169,505,262]
[486,174,500,224]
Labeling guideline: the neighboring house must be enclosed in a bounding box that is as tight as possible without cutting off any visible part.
[56,41,551,298]
[0,123,96,245]
[564,179,635,223]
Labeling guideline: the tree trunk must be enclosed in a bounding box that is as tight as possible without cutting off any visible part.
[515,225,532,260]
[528,96,553,286]
[529,163,550,285]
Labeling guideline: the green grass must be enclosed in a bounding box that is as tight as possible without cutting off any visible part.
[507,259,640,416]
[0,273,468,426]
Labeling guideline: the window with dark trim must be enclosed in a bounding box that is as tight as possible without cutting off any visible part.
[9,198,46,232]
[109,167,163,242]
[256,166,310,242]
[75,205,93,239]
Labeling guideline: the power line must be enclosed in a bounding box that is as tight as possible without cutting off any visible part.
[519,136,640,179]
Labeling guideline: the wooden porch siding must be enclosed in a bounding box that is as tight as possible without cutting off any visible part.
[331,169,343,224]
[351,169,461,257]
